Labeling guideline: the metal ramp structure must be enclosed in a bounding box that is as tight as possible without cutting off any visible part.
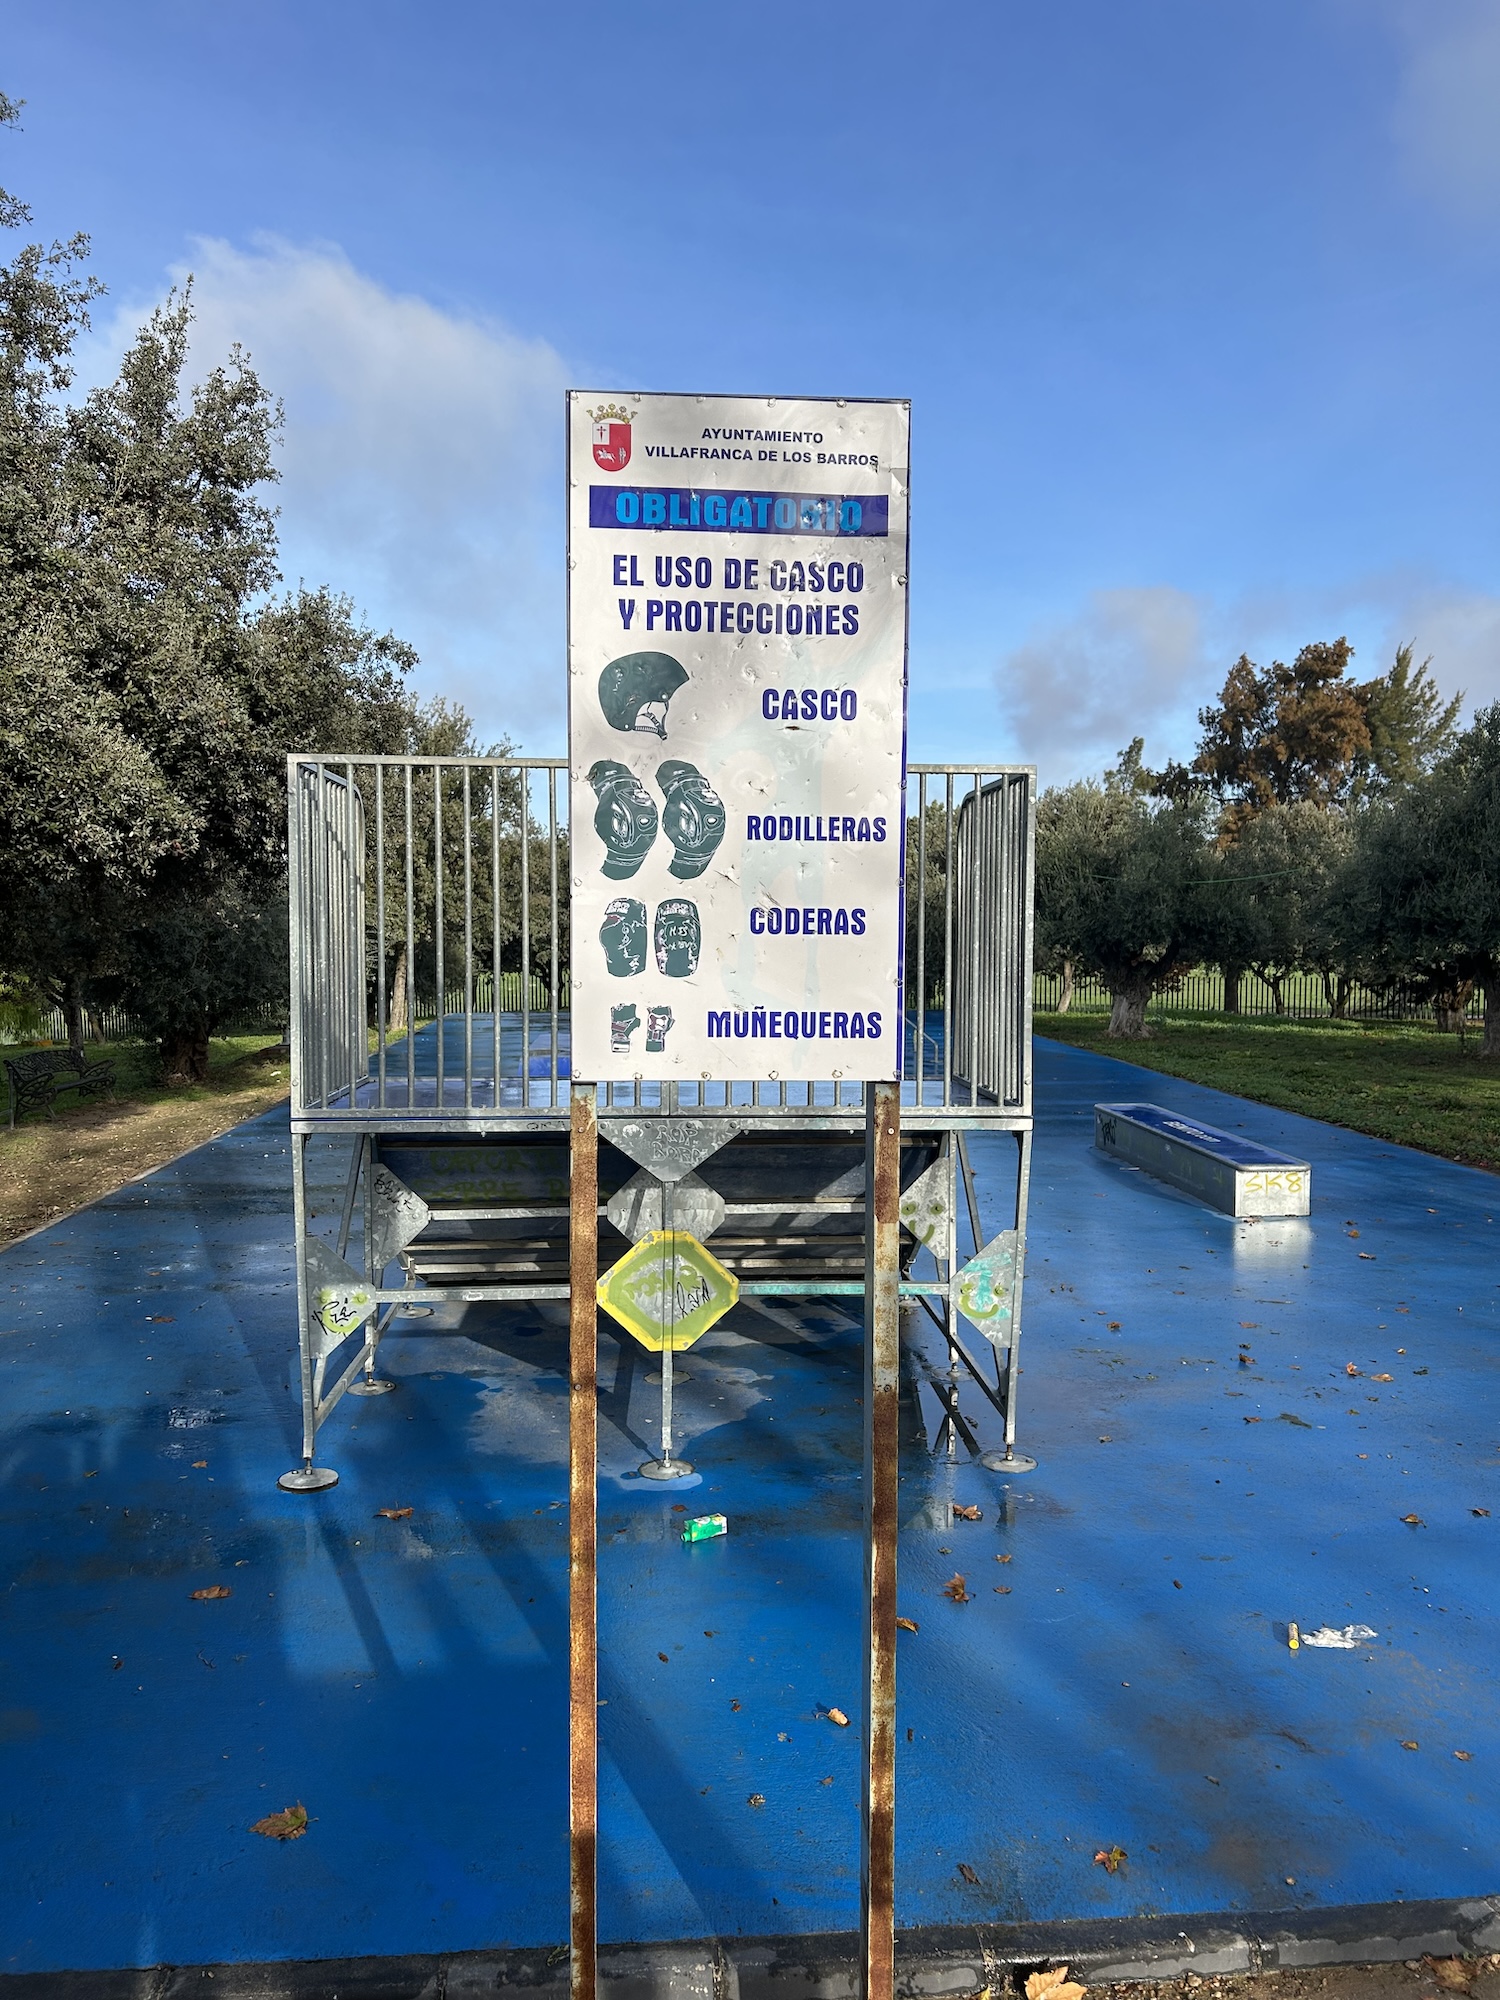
[285,754,1036,1485]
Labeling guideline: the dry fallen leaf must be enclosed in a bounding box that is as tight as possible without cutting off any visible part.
[1371,1373,1393,1383]
[375,1507,413,1520]
[1358,1252,1376,1260]
[1026,1969,1087,2000]
[996,1553,1012,1563]
[190,1586,232,1601]
[957,1861,980,1884]
[251,1803,307,1841]
[1238,1355,1255,1367]
[730,1700,741,1711]
[192,1460,207,1469]
[1107,1321,1121,1331]
[994,1585,1012,1595]
[1243,1416,1262,1424]
[657,1652,669,1663]
[1239,1322,1258,1329]
[1454,1750,1473,1761]
[1474,1509,1491,1518]
[826,1707,850,1727]
[943,1573,972,1603]
[747,1793,765,1808]
[952,1503,983,1521]
[1401,1514,1425,1526]
[896,1617,920,1633]
[1426,1962,1473,1994]
[819,1775,833,1786]
[1093,1845,1127,1873]
[1345,1363,1361,1376]
[146,1316,175,1324]
[1098,1435,1113,1443]
[777,1732,790,1742]
[1401,1740,1420,1751]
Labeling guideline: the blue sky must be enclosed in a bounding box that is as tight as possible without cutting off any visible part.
[6,1,1500,778]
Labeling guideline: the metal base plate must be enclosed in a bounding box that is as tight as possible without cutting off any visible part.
[346,1377,397,1396]
[638,1457,694,1480]
[979,1449,1037,1473]
[278,1465,339,1492]
[643,1369,690,1385]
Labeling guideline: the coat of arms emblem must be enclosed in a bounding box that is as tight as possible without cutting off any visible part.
[590,402,632,472]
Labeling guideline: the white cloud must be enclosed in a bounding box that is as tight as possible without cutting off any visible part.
[103,236,572,749]
[1389,0,1500,218]
[1364,581,1500,709]
[995,585,1208,785]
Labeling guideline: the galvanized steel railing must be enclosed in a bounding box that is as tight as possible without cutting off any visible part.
[288,755,1034,1125]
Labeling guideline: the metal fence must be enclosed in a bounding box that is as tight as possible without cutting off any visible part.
[289,755,1037,1124]
[1034,966,1486,1024]
[6,1001,285,1049]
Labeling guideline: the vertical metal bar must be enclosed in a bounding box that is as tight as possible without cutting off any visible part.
[491,766,502,1107]
[375,765,388,1109]
[434,764,446,1101]
[568,1082,599,2000]
[942,772,955,1108]
[549,769,561,1109]
[862,1076,900,2000]
[345,762,361,1114]
[404,762,416,1107]
[521,767,532,1103]
[287,761,305,1118]
[914,771,928,1107]
[463,764,474,1112]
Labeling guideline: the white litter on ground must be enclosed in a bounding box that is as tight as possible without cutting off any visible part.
[1300,1624,1379,1649]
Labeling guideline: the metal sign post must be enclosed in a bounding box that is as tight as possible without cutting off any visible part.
[568,1083,598,2000]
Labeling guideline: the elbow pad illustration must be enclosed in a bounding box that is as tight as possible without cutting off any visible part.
[645,1005,674,1053]
[610,1004,640,1055]
[656,760,725,879]
[599,896,649,978]
[653,898,701,979]
[588,759,658,879]
[598,651,689,739]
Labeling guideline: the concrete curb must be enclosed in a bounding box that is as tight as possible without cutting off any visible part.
[5,1894,1498,2000]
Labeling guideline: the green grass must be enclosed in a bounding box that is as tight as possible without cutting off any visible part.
[2,1032,281,1112]
[1036,1010,1500,1174]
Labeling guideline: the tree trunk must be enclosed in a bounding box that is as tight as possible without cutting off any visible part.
[1056,958,1074,1015]
[1107,979,1154,1039]
[1222,963,1242,1016]
[1433,979,1474,1034]
[1483,985,1499,1061]
[161,1028,211,1088]
[387,943,409,1034]
[63,973,86,1054]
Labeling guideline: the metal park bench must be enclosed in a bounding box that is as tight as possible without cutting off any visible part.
[4,1048,117,1129]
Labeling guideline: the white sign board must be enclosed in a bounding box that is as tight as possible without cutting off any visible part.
[567,391,910,1083]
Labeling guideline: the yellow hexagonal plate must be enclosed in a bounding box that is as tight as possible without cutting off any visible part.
[597,1229,739,1352]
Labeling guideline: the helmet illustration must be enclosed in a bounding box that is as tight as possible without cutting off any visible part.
[654,898,701,979]
[588,759,658,879]
[656,760,725,879]
[645,1005,674,1053]
[610,1003,641,1055]
[598,652,689,739]
[599,896,649,978]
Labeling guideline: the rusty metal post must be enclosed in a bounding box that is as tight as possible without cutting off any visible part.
[569,1082,599,2000]
[862,1077,901,2000]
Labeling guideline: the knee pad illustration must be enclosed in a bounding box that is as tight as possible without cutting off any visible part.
[645,1005,674,1053]
[656,760,725,879]
[599,896,649,977]
[588,759,657,878]
[610,1004,640,1055]
[598,652,689,739]
[653,898,701,979]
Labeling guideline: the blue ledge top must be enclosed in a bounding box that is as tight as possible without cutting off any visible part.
[1095,1100,1310,1170]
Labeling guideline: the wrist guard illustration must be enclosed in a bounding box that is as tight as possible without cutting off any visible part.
[610,1004,640,1055]
[653,897,701,979]
[656,759,725,879]
[597,651,688,740]
[645,1005,674,1053]
[588,759,657,879]
[599,896,649,977]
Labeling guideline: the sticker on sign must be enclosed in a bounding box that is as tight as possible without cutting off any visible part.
[567,391,910,1082]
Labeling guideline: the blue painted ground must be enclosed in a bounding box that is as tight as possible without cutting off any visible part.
[1,1038,1496,1976]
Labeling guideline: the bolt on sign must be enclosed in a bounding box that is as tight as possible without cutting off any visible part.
[597,1229,740,1352]
[567,392,911,1081]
